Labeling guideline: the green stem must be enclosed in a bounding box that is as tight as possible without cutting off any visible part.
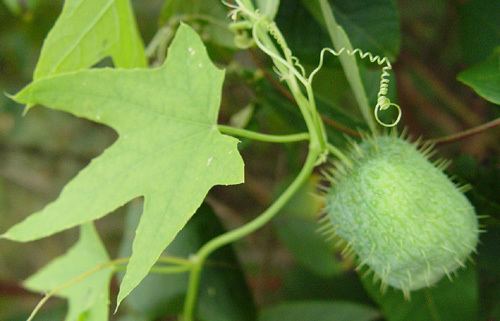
[235,0,327,150]
[149,265,192,274]
[257,22,328,152]
[113,265,191,274]
[182,148,321,321]
[305,83,328,149]
[249,14,323,150]
[218,125,310,143]
[180,3,330,320]
[156,256,192,266]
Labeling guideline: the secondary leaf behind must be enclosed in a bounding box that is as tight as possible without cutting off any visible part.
[458,48,500,105]
[24,224,112,321]
[34,0,146,80]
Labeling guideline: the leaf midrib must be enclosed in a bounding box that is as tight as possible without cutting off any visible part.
[37,89,214,129]
[47,0,116,77]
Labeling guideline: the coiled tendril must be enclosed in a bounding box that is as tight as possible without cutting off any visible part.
[309,48,401,127]
[224,0,402,128]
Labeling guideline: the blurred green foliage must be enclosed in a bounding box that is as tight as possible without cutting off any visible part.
[0,0,498,320]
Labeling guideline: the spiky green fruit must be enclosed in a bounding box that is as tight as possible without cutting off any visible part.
[323,135,478,295]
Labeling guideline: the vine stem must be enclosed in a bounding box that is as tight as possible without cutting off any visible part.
[218,125,309,143]
[114,265,192,274]
[181,2,329,319]
[430,118,500,145]
[248,49,362,138]
[182,148,321,321]
[239,1,325,150]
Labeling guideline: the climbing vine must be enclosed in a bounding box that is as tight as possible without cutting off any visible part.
[1,0,497,321]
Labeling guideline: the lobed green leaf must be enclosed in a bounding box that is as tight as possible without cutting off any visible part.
[3,24,244,307]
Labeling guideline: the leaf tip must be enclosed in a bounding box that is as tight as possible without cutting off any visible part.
[0,223,36,242]
[4,91,16,101]
[4,89,34,114]
[177,21,191,31]
[0,231,15,241]
[6,90,25,104]
[113,301,121,315]
[115,277,132,315]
